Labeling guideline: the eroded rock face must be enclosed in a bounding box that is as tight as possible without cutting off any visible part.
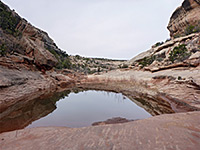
[0,1,60,70]
[16,20,59,69]
[128,0,200,70]
[167,0,200,38]
[128,33,200,70]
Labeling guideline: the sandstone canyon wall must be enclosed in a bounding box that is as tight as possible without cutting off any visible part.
[167,0,200,38]
[0,1,69,70]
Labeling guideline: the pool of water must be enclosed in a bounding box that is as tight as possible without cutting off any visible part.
[27,90,151,128]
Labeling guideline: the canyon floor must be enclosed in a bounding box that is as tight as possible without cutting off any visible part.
[0,65,200,150]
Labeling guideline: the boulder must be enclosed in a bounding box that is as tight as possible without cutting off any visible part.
[167,0,200,38]
[33,47,58,69]
[51,74,72,82]
[50,73,75,88]
[92,117,133,126]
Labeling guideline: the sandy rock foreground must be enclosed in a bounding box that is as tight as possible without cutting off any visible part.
[0,111,199,150]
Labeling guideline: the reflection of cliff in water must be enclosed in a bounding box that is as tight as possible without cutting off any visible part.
[0,90,71,133]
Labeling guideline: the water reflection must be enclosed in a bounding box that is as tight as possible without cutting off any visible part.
[0,91,70,133]
[28,90,151,128]
[0,90,151,133]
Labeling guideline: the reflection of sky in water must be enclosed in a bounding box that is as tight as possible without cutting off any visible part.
[28,91,151,128]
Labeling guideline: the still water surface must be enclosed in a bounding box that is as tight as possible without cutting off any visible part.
[28,90,151,128]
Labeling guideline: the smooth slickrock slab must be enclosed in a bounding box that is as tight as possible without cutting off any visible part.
[0,111,200,150]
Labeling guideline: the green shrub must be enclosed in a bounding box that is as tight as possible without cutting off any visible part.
[88,69,96,74]
[178,76,182,80]
[0,44,7,56]
[173,33,181,39]
[60,50,68,57]
[72,64,77,69]
[97,67,101,72]
[138,56,156,68]
[75,55,81,59]
[45,45,72,69]
[185,24,200,35]
[169,44,191,63]
[165,39,171,42]
[155,41,164,47]
[0,2,21,36]
[185,25,195,35]
[155,53,166,62]
[81,64,85,68]
[61,58,72,69]
[48,48,59,60]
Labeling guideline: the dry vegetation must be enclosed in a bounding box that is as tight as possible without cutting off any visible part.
[67,55,127,74]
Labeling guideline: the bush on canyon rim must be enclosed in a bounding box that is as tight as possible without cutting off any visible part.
[185,24,200,35]
[0,44,7,56]
[138,56,156,68]
[169,44,191,63]
[0,2,21,37]
[155,41,164,47]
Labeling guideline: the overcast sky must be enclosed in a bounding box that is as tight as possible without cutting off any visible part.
[2,0,183,60]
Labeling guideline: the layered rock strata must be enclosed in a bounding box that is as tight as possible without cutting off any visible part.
[167,0,200,38]
[0,1,64,70]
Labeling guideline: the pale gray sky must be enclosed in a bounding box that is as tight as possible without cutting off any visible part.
[2,0,183,60]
